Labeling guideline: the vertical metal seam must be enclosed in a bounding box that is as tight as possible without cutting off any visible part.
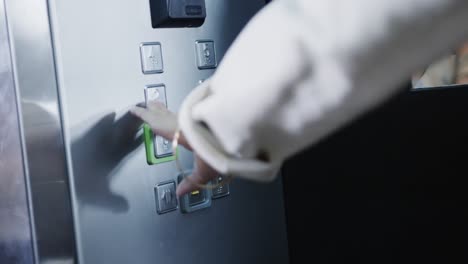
[3,0,39,262]
[43,0,79,262]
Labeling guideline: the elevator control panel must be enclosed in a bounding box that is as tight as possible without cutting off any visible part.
[154,173,230,215]
[149,0,206,28]
[178,172,212,213]
[143,85,176,164]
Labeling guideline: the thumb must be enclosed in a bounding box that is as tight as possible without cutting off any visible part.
[129,106,152,123]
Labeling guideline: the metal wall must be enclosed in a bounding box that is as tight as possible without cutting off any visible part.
[6,0,289,263]
[0,1,34,263]
[4,0,76,262]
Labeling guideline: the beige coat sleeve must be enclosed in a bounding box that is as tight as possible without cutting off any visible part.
[179,0,468,181]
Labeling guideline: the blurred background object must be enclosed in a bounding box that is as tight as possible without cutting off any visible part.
[413,42,468,88]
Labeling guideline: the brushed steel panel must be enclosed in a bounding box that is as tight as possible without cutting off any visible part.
[4,0,77,262]
[0,1,34,263]
[48,0,289,263]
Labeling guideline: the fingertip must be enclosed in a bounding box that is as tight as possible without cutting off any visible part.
[147,100,165,111]
[176,179,189,197]
[176,176,201,198]
[129,106,144,117]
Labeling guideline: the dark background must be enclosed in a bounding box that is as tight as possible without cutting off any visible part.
[282,85,468,263]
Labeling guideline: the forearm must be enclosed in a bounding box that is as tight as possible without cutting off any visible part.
[180,0,468,180]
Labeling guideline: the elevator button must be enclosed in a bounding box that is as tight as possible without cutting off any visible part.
[144,85,174,159]
[178,172,212,213]
[155,181,177,214]
[188,189,206,206]
[212,175,230,199]
[145,85,167,106]
[146,88,160,101]
[154,135,173,158]
[195,40,216,69]
[140,42,163,74]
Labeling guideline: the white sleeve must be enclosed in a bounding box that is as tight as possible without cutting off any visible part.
[179,0,468,181]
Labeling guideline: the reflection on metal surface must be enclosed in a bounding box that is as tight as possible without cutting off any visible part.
[4,0,77,262]
[0,1,34,263]
[70,110,141,213]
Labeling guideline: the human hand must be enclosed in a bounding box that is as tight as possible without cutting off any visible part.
[130,101,187,148]
[456,43,468,84]
[130,101,218,197]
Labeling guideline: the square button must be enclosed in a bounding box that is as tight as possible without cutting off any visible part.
[140,42,164,74]
[212,175,230,199]
[155,181,177,214]
[144,85,173,159]
[195,40,217,69]
[188,189,206,206]
[178,172,212,213]
[144,85,167,107]
[154,135,172,158]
